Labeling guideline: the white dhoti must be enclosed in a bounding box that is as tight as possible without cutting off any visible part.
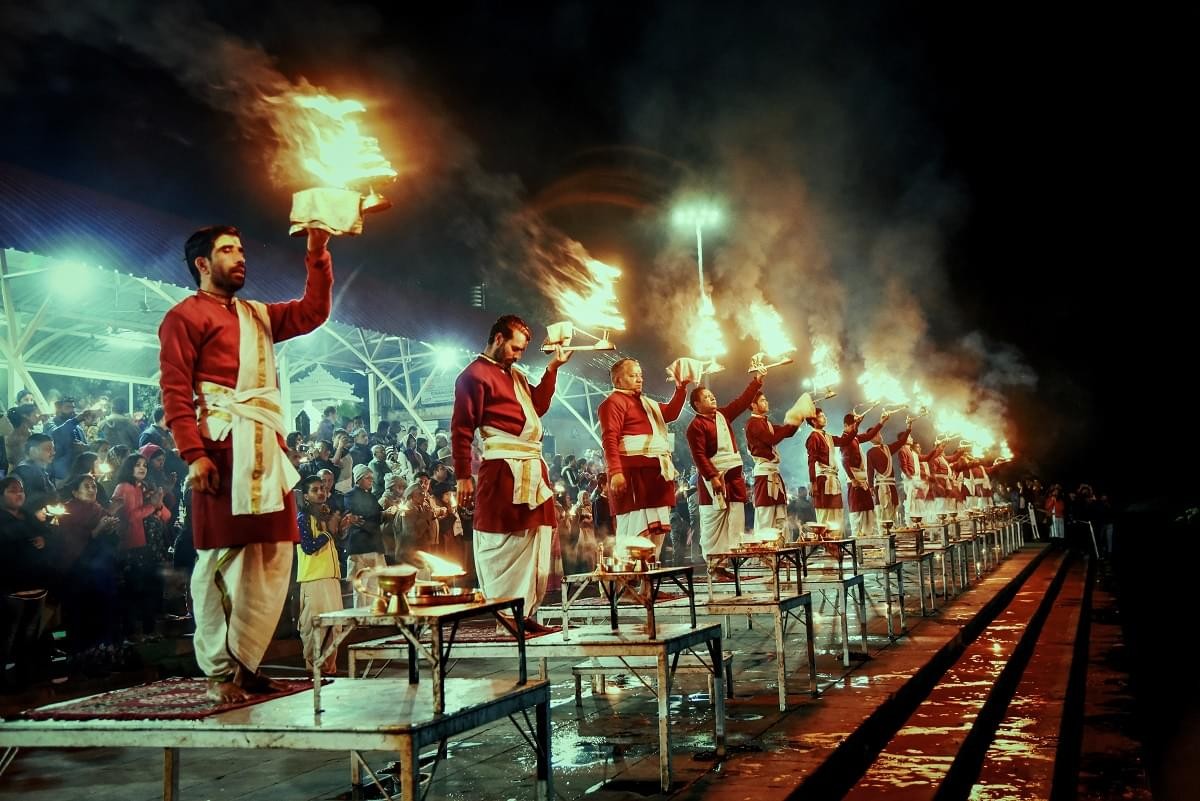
[698,502,745,556]
[191,542,293,679]
[299,577,343,674]
[875,497,897,532]
[875,479,898,532]
[752,457,787,532]
[474,526,553,619]
[848,509,876,538]
[614,507,672,556]
[755,503,787,532]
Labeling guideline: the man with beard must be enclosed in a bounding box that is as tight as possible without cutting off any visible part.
[451,315,571,633]
[158,225,332,702]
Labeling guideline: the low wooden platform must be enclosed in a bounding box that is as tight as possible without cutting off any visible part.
[0,677,551,801]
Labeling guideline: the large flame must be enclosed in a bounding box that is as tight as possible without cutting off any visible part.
[998,440,1013,460]
[932,408,997,451]
[746,301,795,358]
[910,380,934,410]
[857,366,908,404]
[270,91,397,188]
[551,256,625,331]
[690,294,727,359]
[809,338,841,388]
[417,550,465,578]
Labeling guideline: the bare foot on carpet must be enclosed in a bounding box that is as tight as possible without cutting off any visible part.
[235,668,288,694]
[207,678,249,704]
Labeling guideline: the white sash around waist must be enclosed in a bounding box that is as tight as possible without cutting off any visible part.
[197,381,298,515]
[481,427,552,509]
[621,433,678,483]
[751,456,785,501]
[815,462,841,495]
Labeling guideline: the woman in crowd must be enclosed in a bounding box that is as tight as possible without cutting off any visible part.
[62,451,111,507]
[138,443,178,515]
[99,444,129,499]
[58,474,120,672]
[111,453,171,642]
[0,475,56,689]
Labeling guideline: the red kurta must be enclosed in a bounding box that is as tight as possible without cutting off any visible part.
[806,425,859,509]
[158,250,332,549]
[451,357,558,533]
[598,385,687,516]
[839,422,884,513]
[926,448,951,499]
[745,414,800,507]
[686,377,763,506]
[865,431,910,507]
[898,446,924,500]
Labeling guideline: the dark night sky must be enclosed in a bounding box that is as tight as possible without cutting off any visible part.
[0,1,1192,501]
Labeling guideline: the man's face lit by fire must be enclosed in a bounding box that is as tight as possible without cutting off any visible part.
[198,234,246,294]
[751,394,769,415]
[813,411,827,429]
[694,389,718,416]
[614,361,643,393]
[491,329,529,368]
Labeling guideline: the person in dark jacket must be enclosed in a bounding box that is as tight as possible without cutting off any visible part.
[343,464,383,606]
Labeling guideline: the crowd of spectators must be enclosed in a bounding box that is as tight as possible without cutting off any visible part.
[1,388,1117,691]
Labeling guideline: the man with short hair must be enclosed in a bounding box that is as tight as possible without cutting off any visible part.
[14,434,57,514]
[598,357,691,558]
[865,422,912,532]
[158,224,332,702]
[685,375,764,565]
[296,475,350,675]
[314,406,337,444]
[744,390,805,532]
[838,411,890,537]
[804,408,865,534]
[348,428,372,467]
[97,397,141,451]
[49,401,96,481]
[898,436,925,524]
[139,407,174,450]
[452,315,571,632]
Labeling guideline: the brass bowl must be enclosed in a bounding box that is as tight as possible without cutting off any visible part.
[626,544,657,562]
[375,566,418,597]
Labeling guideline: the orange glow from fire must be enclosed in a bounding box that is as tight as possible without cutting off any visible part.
[809,338,840,388]
[417,550,465,578]
[746,301,795,358]
[690,294,727,360]
[550,256,625,331]
[270,91,397,188]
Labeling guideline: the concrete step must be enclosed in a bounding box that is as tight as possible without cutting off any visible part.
[839,549,1075,801]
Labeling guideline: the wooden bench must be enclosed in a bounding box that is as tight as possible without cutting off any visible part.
[571,652,734,706]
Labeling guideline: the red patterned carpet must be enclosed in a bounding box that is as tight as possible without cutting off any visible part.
[22,677,318,721]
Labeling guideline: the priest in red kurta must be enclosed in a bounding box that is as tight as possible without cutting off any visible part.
[925,443,954,517]
[452,315,571,632]
[898,437,926,524]
[745,391,803,532]
[598,358,690,558]
[686,375,764,566]
[839,412,889,536]
[159,225,332,703]
[865,424,912,532]
[804,409,860,534]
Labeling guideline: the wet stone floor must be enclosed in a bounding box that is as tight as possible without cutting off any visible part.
[0,553,1052,800]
